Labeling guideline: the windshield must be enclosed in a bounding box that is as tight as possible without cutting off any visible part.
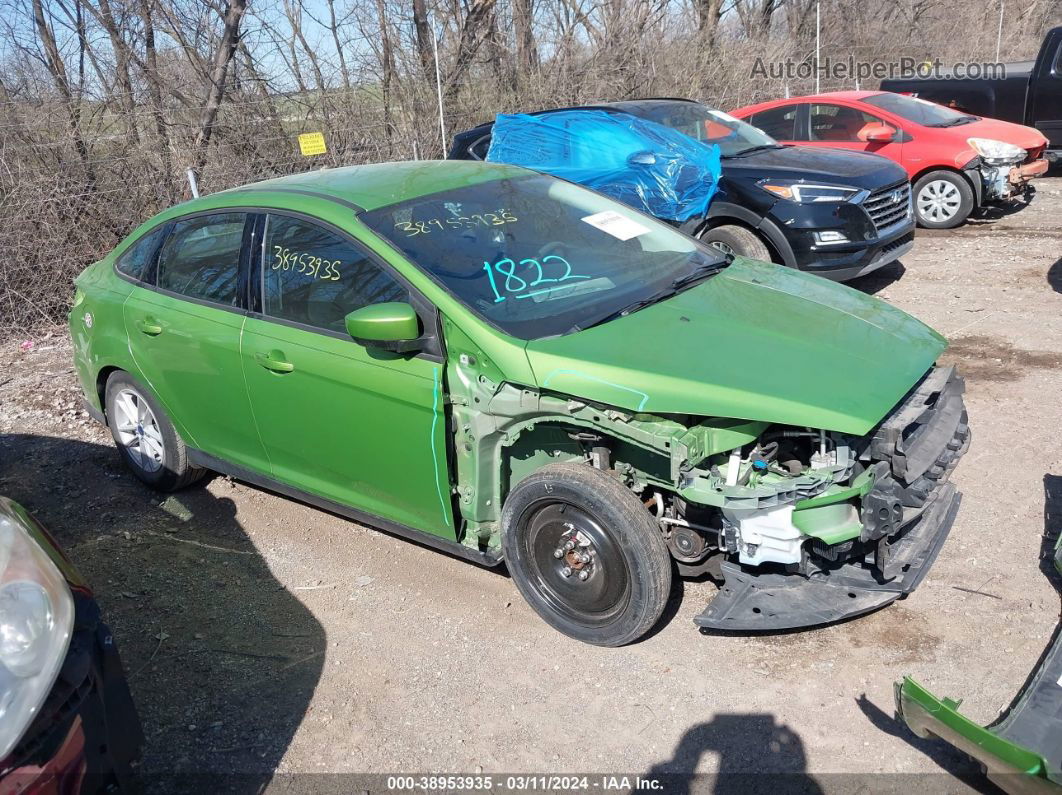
[359,174,721,340]
[624,103,780,157]
[863,93,977,127]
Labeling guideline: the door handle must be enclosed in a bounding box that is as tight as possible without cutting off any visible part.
[255,351,295,373]
[136,318,162,336]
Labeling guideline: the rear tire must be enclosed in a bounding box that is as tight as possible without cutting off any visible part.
[105,372,205,492]
[697,223,773,262]
[501,463,671,646]
[913,170,974,229]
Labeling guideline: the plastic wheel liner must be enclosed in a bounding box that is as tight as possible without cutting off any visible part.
[697,366,971,632]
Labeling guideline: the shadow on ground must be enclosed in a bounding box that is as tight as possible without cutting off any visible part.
[643,714,822,794]
[965,188,1037,225]
[1047,257,1062,295]
[0,433,325,793]
[849,260,905,296]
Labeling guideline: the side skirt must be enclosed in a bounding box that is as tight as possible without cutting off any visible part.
[187,448,503,568]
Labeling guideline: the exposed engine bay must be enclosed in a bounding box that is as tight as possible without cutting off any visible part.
[445,317,970,632]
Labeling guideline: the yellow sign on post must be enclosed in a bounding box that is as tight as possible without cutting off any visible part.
[298,132,327,156]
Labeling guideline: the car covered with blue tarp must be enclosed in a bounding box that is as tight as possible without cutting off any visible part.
[486,109,721,222]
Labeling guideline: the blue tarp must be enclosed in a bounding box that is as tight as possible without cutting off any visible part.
[485,110,721,222]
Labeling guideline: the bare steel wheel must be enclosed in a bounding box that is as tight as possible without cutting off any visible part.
[105,372,204,491]
[501,463,671,646]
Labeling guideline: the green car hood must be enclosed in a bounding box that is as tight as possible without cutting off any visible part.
[524,258,945,436]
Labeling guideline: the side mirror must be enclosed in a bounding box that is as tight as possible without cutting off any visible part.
[344,302,422,353]
[862,125,896,143]
[627,150,657,166]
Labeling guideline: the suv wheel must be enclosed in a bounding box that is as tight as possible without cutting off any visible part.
[105,373,204,491]
[913,170,974,229]
[500,463,671,646]
[697,224,772,262]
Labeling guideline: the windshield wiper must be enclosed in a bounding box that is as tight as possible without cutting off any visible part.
[568,258,729,333]
[568,287,678,333]
[670,258,729,290]
[723,143,783,158]
[928,115,977,127]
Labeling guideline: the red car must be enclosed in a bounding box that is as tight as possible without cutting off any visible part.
[731,91,1050,228]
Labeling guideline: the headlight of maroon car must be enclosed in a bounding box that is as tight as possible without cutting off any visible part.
[0,503,75,759]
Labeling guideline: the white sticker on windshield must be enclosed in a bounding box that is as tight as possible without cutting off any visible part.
[581,211,651,241]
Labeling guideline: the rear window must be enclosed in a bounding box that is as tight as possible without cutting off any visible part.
[748,105,800,140]
[156,213,247,306]
[115,225,168,282]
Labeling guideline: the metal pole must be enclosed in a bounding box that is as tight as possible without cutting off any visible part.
[815,1,821,94]
[995,0,1005,63]
[185,168,199,199]
[431,23,447,156]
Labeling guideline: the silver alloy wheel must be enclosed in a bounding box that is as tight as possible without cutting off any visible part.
[916,179,962,223]
[705,239,735,257]
[112,388,165,473]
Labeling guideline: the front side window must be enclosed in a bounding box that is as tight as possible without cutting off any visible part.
[749,105,800,140]
[156,213,247,305]
[809,104,888,142]
[115,224,168,282]
[359,174,721,340]
[262,215,407,334]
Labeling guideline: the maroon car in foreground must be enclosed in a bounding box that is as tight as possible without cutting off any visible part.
[0,497,142,794]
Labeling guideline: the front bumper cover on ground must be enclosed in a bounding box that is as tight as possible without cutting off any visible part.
[695,483,961,631]
[894,535,1062,792]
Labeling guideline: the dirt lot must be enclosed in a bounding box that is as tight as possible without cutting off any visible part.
[1,177,1061,792]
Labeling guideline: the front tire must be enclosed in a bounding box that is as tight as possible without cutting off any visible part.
[913,170,974,228]
[501,463,671,646]
[697,223,773,262]
[105,373,204,491]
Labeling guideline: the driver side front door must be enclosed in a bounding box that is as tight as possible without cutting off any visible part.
[240,212,456,538]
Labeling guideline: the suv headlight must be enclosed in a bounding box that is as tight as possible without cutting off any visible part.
[0,501,74,760]
[967,137,1026,164]
[758,180,859,203]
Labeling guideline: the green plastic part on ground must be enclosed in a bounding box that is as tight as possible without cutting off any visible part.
[893,535,1062,793]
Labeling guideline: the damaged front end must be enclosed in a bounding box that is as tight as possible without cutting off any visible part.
[965,146,1051,203]
[446,313,969,632]
[695,364,968,630]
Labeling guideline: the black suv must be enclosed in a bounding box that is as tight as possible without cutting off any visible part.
[448,98,916,282]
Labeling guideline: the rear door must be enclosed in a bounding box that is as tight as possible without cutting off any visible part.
[122,211,268,473]
[240,212,455,537]
[746,102,803,144]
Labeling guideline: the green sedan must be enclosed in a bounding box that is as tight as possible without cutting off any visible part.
[69,160,969,646]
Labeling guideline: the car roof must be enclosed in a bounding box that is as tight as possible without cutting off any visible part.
[753,90,885,105]
[457,97,700,136]
[732,91,889,116]
[212,160,531,212]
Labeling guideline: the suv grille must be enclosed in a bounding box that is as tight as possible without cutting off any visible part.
[862,181,911,233]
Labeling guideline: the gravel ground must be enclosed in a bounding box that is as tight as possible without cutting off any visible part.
[1,177,1060,792]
